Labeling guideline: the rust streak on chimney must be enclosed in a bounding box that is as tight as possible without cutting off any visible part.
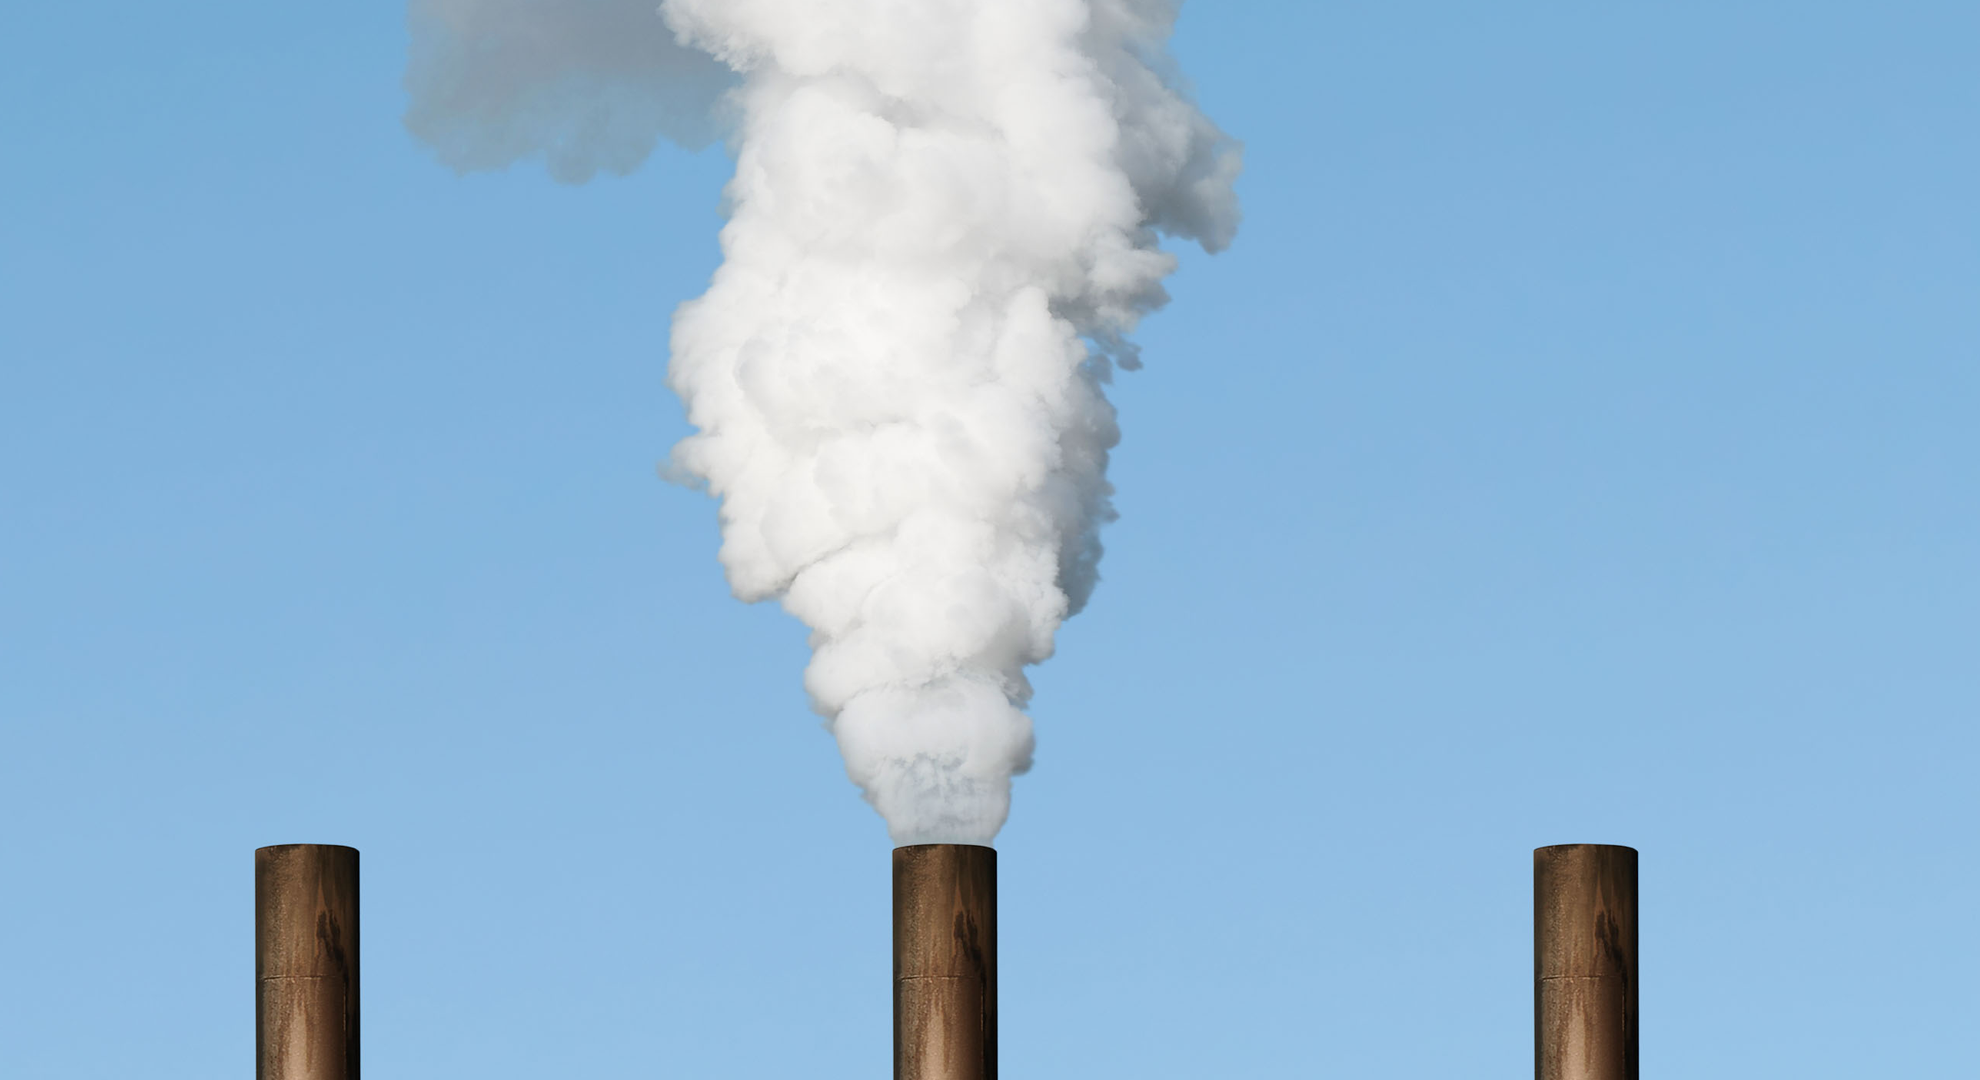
[894,844,996,1080]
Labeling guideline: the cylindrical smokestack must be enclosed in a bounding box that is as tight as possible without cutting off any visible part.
[894,844,996,1080]
[1534,844,1637,1080]
[256,844,360,1080]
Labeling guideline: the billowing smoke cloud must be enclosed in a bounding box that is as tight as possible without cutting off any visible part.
[406,0,1238,844]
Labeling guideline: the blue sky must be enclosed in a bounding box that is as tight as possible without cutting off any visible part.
[2,2,1975,1076]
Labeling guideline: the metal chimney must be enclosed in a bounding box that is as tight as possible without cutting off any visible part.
[256,844,360,1080]
[1534,844,1638,1080]
[894,844,996,1080]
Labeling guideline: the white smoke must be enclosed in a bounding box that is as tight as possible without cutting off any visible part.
[405,0,1238,844]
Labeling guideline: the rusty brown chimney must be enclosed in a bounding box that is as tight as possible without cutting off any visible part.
[894,844,996,1080]
[1534,844,1638,1080]
[256,844,360,1080]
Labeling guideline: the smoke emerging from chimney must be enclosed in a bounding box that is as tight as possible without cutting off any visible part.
[405,0,1240,844]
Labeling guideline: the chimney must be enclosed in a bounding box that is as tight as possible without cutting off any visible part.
[256,844,360,1080]
[1534,844,1638,1080]
[894,844,996,1080]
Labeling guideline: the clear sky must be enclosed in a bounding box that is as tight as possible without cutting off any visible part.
[2,3,1975,1077]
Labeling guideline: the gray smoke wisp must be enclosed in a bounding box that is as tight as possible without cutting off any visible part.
[405,0,1239,844]
[405,0,734,181]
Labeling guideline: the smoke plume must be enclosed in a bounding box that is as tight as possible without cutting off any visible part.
[406,0,1239,844]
